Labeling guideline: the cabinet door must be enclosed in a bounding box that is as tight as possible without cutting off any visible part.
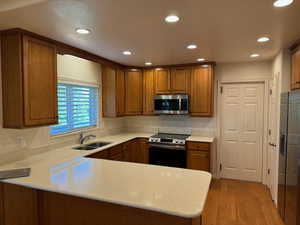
[291,49,300,90]
[190,66,213,117]
[123,141,136,162]
[143,69,155,115]
[130,140,139,163]
[125,70,143,115]
[123,143,131,162]
[155,69,171,94]
[23,35,58,126]
[116,69,125,116]
[87,149,110,159]
[170,67,191,94]
[102,66,117,117]
[139,139,149,164]
[187,150,210,171]
[110,153,123,161]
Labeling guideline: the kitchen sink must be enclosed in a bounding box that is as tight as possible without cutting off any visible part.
[73,142,111,151]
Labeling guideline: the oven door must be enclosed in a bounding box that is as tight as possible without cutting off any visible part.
[149,144,187,168]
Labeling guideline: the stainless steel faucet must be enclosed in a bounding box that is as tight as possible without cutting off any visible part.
[79,133,96,145]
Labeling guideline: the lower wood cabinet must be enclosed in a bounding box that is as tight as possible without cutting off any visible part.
[137,138,149,164]
[87,140,211,172]
[187,141,210,172]
[0,183,200,225]
[87,149,110,159]
[187,151,210,171]
[86,138,149,164]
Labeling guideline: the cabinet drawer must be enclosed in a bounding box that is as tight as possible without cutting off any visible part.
[187,142,210,151]
[109,145,123,156]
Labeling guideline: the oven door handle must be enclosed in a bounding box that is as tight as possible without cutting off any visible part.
[149,143,186,151]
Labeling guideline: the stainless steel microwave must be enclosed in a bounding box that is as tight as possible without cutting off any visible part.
[154,94,189,115]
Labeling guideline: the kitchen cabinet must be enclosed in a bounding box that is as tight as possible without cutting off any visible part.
[109,145,123,161]
[88,149,110,159]
[154,67,191,94]
[102,66,125,117]
[87,139,149,164]
[1,183,202,225]
[170,67,191,94]
[291,48,300,90]
[155,68,170,94]
[143,69,156,115]
[187,151,210,171]
[125,69,143,115]
[1,32,58,128]
[190,66,214,117]
[187,141,210,172]
[137,138,149,164]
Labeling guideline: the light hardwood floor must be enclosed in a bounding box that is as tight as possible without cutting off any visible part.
[202,179,285,225]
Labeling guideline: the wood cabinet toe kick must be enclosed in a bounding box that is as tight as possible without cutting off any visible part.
[0,182,202,225]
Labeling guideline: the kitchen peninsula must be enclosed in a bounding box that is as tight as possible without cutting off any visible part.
[0,133,212,225]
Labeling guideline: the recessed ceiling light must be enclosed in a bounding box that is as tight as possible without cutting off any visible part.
[187,44,197,49]
[75,28,91,34]
[257,37,270,43]
[123,51,132,55]
[165,15,180,23]
[250,53,260,58]
[145,62,152,66]
[273,0,294,7]
[197,58,205,62]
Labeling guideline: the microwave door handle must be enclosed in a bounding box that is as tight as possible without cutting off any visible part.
[179,98,182,111]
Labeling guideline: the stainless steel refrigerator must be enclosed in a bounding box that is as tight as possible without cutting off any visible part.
[278,90,300,225]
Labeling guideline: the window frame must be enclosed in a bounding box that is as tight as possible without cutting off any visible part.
[49,81,100,137]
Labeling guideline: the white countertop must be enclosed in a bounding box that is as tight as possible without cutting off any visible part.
[0,132,213,218]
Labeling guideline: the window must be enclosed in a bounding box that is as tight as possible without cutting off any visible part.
[50,83,99,135]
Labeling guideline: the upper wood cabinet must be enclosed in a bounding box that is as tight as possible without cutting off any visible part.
[170,67,191,94]
[102,66,125,117]
[190,66,214,117]
[154,67,191,94]
[125,69,143,115]
[291,48,300,90]
[1,32,58,128]
[143,69,155,115]
[155,68,170,94]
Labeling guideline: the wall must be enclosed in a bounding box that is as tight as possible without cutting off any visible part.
[0,53,125,166]
[215,60,272,81]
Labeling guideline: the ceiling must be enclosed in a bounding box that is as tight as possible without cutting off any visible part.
[0,0,300,66]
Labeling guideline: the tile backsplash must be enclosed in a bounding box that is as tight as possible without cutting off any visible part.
[0,117,126,166]
[124,116,216,136]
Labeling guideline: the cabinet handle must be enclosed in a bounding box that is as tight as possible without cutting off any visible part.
[296,81,300,84]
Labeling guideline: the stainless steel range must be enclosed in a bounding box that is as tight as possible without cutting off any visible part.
[148,133,190,168]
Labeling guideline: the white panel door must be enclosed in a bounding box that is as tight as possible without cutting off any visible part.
[220,83,264,182]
